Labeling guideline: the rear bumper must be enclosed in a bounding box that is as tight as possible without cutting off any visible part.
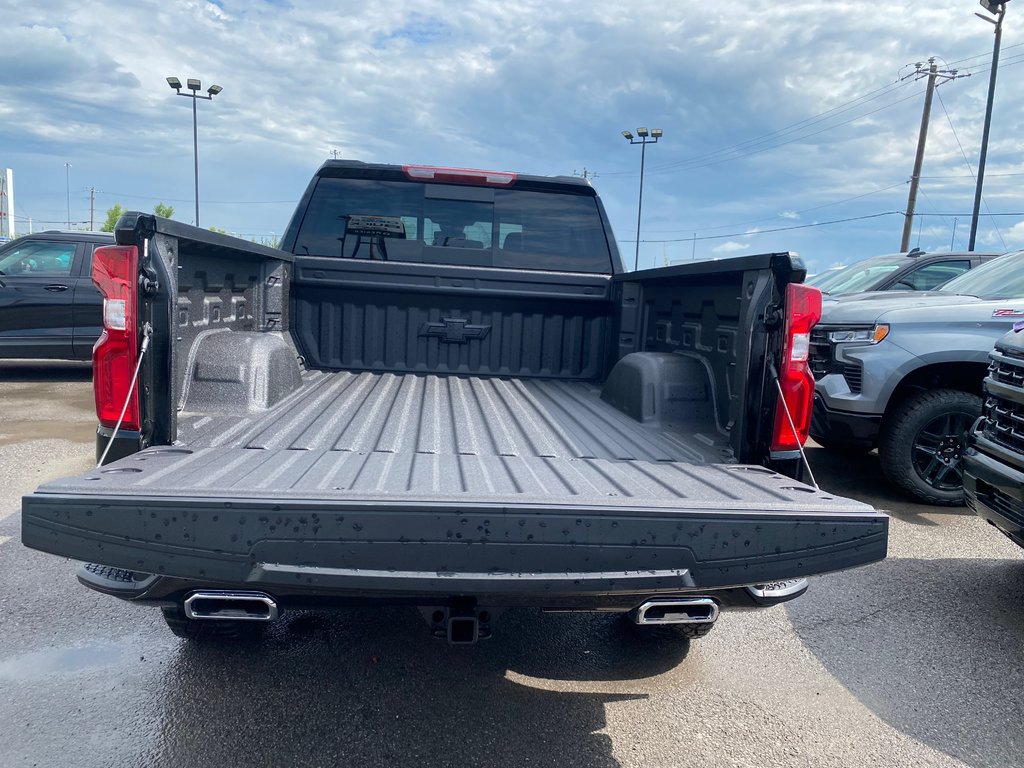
[74,564,806,612]
[964,429,1024,548]
[22,492,888,604]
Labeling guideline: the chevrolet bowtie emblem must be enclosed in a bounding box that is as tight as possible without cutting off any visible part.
[419,318,492,343]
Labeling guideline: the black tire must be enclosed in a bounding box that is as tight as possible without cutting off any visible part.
[160,606,264,641]
[878,389,982,506]
[813,438,873,455]
[622,614,716,642]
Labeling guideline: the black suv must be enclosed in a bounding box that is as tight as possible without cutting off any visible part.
[0,231,113,360]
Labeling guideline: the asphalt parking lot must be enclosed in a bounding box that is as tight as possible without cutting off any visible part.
[1,361,1022,768]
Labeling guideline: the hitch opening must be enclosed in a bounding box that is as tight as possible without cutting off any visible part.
[420,602,501,645]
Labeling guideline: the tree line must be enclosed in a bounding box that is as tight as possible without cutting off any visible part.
[101,202,175,231]
[99,203,276,247]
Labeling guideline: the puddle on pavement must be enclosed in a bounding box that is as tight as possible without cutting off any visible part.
[0,419,96,446]
[0,643,125,681]
[0,381,95,412]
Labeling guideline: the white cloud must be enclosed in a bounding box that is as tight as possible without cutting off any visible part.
[1,1,1021,271]
[712,241,751,254]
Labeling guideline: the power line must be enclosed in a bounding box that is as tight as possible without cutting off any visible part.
[920,172,1024,179]
[913,211,1024,216]
[654,85,918,174]
[934,88,1006,249]
[945,40,1024,67]
[619,211,901,244]
[600,79,914,177]
[954,50,1024,74]
[94,190,297,205]
[12,217,90,225]
[609,88,924,179]
[643,180,908,235]
[917,186,956,236]
[621,207,1024,246]
[655,83,910,169]
[600,45,1024,181]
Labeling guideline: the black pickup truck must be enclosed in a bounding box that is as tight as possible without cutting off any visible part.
[965,326,1024,548]
[22,161,888,645]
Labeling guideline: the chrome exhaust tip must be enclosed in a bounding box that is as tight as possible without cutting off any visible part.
[633,597,719,625]
[183,591,279,622]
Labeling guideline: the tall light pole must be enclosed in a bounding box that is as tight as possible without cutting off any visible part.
[969,0,1008,251]
[622,127,662,271]
[166,76,223,227]
[64,163,72,229]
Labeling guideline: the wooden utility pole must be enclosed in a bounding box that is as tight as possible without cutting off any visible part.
[899,59,966,252]
[901,61,938,253]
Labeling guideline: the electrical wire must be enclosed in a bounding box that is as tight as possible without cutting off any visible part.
[603,45,1024,180]
[945,41,1024,68]
[618,211,900,244]
[916,187,956,238]
[601,80,916,177]
[920,172,1024,179]
[935,88,1006,249]
[651,82,915,172]
[94,190,297,205]
[643,181,907,235]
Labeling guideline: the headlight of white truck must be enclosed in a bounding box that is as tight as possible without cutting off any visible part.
[827,324,889,344]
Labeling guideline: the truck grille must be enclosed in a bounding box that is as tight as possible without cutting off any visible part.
[991,354,1024,388]
[808,327,862,393]
[809,327,831,381]
[983,350,1024,453]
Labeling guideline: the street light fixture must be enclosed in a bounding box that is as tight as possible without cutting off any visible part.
[621,126,663,271]
[968,0,1009,250]
[166,75,223,227]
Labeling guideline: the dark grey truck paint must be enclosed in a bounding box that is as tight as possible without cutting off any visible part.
[22,161,887,634]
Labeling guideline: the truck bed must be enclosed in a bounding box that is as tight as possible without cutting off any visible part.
[45,368,829,510]
[21,214,887,605]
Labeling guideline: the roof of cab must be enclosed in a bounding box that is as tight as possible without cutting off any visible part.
[315,159,597,195]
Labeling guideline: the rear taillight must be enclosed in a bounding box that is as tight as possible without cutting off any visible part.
[92,245,140,431]
[771,283,822,452]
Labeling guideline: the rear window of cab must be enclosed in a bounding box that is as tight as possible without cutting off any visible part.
[293,177,614,274]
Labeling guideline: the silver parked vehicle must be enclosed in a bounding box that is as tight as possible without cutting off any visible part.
[807,250,999,296]
[810,250,1024,505]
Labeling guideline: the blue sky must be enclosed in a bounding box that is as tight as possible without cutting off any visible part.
[3,0,1024,273]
